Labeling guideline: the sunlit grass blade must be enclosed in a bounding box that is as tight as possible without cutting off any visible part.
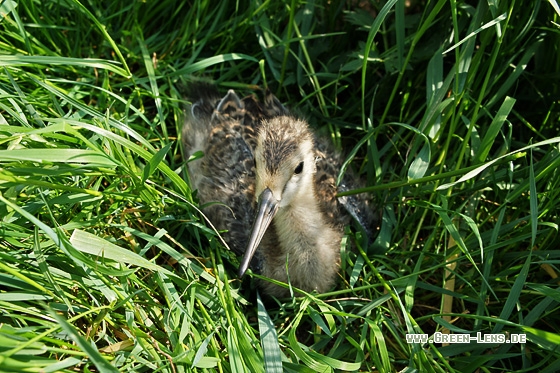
[437,137,560,190]
[0,55,129,77]
[443,13,507,54]
[257,292,283,373]
[0,148,117,166]
[475,96,516,162]
[69,229,176,277]
[170,53,259,77]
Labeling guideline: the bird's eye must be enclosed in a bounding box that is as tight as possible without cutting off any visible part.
[294,161,304,174]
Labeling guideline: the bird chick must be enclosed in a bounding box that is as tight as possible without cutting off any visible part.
[182,83,373,297]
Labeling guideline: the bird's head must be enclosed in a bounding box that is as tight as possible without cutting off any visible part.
[238,116,317,277]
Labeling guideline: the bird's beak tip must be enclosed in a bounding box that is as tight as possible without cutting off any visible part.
[238,264,249,278]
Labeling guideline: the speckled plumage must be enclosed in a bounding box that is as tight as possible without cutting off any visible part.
[182,83,375,297]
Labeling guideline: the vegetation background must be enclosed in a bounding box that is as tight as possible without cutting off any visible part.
[1,0,559,371]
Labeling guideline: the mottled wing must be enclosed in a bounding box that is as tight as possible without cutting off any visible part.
[337,177,377,244]
[183,84,257,255]
[313,140,348,227]
[183,84,284,259]
[314,139,377,243]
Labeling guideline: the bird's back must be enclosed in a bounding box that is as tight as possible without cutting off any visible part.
[183,83,259,261]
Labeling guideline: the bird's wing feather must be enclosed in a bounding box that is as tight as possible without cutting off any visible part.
[183,84,283,261]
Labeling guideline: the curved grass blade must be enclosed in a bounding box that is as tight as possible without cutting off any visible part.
[66,0,131,77]
[70,229,178,279]
[47,308,119,373]
[437,137,560,190]
[443,13,507,54]
[361,0,398,127]
[0,148,117,166]
[475,96,516,162]
[192,332,218,368]
[142,142,172,183]
[0,55,129,77]
[170,53,258,77]
[257,291,282,373]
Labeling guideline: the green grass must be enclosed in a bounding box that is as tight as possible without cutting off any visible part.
[1,0,559,371]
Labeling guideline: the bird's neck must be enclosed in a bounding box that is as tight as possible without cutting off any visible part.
[274,190,339,259]
[267,191,340,293]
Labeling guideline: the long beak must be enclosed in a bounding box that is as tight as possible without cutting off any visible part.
[238,187,279,277]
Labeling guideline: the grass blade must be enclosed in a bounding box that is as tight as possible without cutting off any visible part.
[257,292,283,373]
[48,309,119,373]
